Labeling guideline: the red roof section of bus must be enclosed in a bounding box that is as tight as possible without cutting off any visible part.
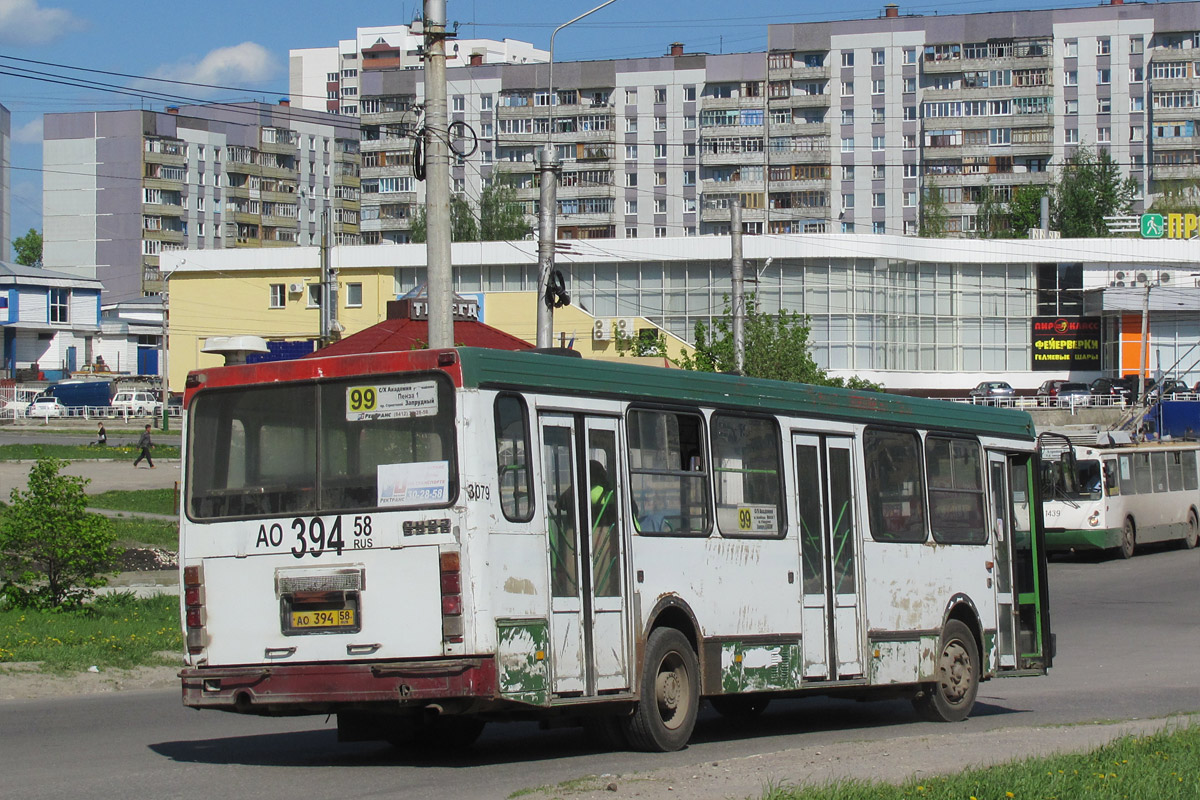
[310,318,534,357]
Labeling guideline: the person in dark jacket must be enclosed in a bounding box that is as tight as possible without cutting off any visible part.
[96,422,107,446]
[133,424,155,468]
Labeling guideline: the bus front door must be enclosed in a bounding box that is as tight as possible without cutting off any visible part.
[541,414,631,697]
[793,433,863,680]
[987,451,1018,668]
[989,451,1046,670]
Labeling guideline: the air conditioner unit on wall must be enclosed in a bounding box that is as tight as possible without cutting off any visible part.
[288,283,304,294]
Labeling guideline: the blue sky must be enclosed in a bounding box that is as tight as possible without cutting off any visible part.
[0,0,1122,244]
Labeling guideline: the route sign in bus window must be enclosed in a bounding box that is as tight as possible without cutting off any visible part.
[712,414,783,538]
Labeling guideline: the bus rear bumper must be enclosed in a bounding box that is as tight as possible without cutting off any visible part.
[181,657,498,714]
[1044,527,1120,552]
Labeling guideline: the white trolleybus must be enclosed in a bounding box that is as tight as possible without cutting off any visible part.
[1039,432,1200,559]
[179,347,1053,751]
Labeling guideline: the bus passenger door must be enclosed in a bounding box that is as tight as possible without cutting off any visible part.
[793,434,863,680]
[987,451,1018,668]
[540,414,630,697]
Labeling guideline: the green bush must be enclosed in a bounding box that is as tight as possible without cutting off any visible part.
[0,457,118,609]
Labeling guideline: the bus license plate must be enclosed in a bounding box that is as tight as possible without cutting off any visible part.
[291,609,355,629]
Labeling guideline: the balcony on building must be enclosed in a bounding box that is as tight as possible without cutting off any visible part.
[143,137,187,167]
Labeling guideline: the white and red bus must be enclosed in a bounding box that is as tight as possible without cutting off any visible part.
[179,347,1052,751]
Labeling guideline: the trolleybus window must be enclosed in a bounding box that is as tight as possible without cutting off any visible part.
[864,429,926,543]
[712,414,784,538]
[494,394,533,521]
[188,375,457,519]
[1184,450,1199,491]
[794,443,823,593]
[627,409,710,535]
[1134,452,1152,494]
[925,436,987,544]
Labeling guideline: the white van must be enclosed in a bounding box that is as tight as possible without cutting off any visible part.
[111,390,161,416]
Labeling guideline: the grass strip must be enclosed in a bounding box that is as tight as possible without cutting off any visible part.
[761,723,1199,800]
[0,594,181,672]
[0,443,180,461]
[108,516,179,551]
[88,488,177,516]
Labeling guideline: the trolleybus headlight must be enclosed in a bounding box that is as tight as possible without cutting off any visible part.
[1088,510,1100,527]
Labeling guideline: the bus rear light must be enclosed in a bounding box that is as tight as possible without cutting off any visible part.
[184,565,202,587]
[441,595,463,616]
[184,585,203,606]
[440,571,461,594]
[440,550,464,643]
[437,351,458,367]
[184,563,206,655]
[186,607,203,628]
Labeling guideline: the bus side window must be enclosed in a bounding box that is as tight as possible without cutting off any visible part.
[925,436,986,544]
[1103,459,1119,496]
[712,414,784,538]
[627,409,710,536]
[1118,454,1134,495]
[1183,451,1199,492]
[864,428,926,543]
[1167,451,1184,492]
[494,394,534,522]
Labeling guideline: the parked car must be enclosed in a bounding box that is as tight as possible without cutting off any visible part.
[1055,382,1092,406]
[1036,379,1068,406]
[26,396,67,418]
[110,390,162,416]
[1089,377,1135,405]
[1154,379,1191,398]
[969,381,1015,403]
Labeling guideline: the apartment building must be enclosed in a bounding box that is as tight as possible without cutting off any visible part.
[42,102,361,301]
[353,1,1200,242]
[1,102,10,262]
[289,24,547,117]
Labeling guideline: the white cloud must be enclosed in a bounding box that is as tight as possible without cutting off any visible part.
[0,0,86,46]
[12,117,42,144]
[152,42,280,92]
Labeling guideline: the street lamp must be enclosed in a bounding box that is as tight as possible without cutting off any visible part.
[535,0,619,349]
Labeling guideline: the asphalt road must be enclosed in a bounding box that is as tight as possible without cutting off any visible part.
[2,547,1196,800]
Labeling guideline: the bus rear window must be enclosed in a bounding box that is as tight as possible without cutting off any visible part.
[188,375,457,520]
[865,429,926,543]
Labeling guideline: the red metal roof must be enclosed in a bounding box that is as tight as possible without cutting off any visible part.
[308,318,534,358]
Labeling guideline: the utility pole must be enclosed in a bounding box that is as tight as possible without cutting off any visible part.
[1137,279,1153,433]
[319,209,330,346]
[424,0,454,349]
[731,198,745,375]
[535,0,619,349]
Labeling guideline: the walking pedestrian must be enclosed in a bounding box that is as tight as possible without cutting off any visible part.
[96,421,107,446]
[133,424,155,468]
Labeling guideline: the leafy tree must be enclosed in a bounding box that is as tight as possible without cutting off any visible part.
[12,228,42,266]
[479,180,531,241]
[1008,185,1051,237]
[1053,146,1137,238]
[1149,179,1200,215]
[408,196,478,243]
[919,186,948,238]
[675,294,883,390]
[0,457,118,609]
[974,183,1007,239]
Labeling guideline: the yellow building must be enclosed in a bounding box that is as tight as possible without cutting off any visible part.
[162,244,694,392]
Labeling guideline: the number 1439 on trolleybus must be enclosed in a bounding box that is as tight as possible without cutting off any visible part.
[179,347,1053,751]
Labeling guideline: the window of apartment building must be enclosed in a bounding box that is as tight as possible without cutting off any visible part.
[1097,68,1111,85]
[625,88,637,103]
[346,283,363,308]
[903,106,917,121]
[654,171,667,186]
[684,197,696,213]
[626,172,638,187]
[1131,96,1145,112]
[873,164,886,180]
[684,115,696,129]
[626,200,638,215]
[327,72,338,82]
[196,222,205,237]
[1132,153,1144,168]
[452,96,465,112]
[683,169,696,186]
[872,50,885,66]
[1065,40,1078,58]
[872,136,885,151]
[841,51,854,67]
[454,177,466,192]
[1097,37,1110,55]
[196,196,205,212]
[654,144,667,159]
[841,108,854,124]
[903,77,916,93]
[342,87,358,97]
[625,117,638,133]
[1065,99,1078,115]
[841,137,854,152]
[308,285,322,308]
[654,226,667,238]
[1098,97,1111,114]
[625,144,638,160]
[48,289,69,323]
[1064,70,1077,86]
[901,48,915,64]
[873,221,886,234]
[655,116,667,131]
[1065,129,1079,144]
[872,192,885,208]
[842,194,855,210]
[684,143,696,157]
[654,198,667,213]
[654,88,667,103]
[269,284,285,309]
[1130,36,1144,54]
[481,94,493,110]
[482,150,493,164]
[842,165,855,180]
[841,81,854,96]
[482,122,494,138]
[904,191,917,207]
[1130,125,1144,142]
[903,163,918,178]
[903,134,917,149]
[872,107,885,123]
[623,226,637,238]
[872,79,885,95]
[1097,127,1111,143]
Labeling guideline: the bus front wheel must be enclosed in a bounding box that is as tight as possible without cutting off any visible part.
[1183,509,1199,550]
[623,627,699,752]
[912,620,979,723]
[1119,517,1137,559]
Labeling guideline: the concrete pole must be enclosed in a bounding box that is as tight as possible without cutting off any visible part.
[535,146,559,348]
[731,198,745,375]
[424,0,454,349]
[1138,281,1151,419]
[319,209,330,346]
[159,284,170,432]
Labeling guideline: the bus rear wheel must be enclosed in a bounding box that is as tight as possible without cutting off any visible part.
[1119,517,1136,559]
[912,620,979,723]
[1182,509,1199,550]
[622,627,699,752]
